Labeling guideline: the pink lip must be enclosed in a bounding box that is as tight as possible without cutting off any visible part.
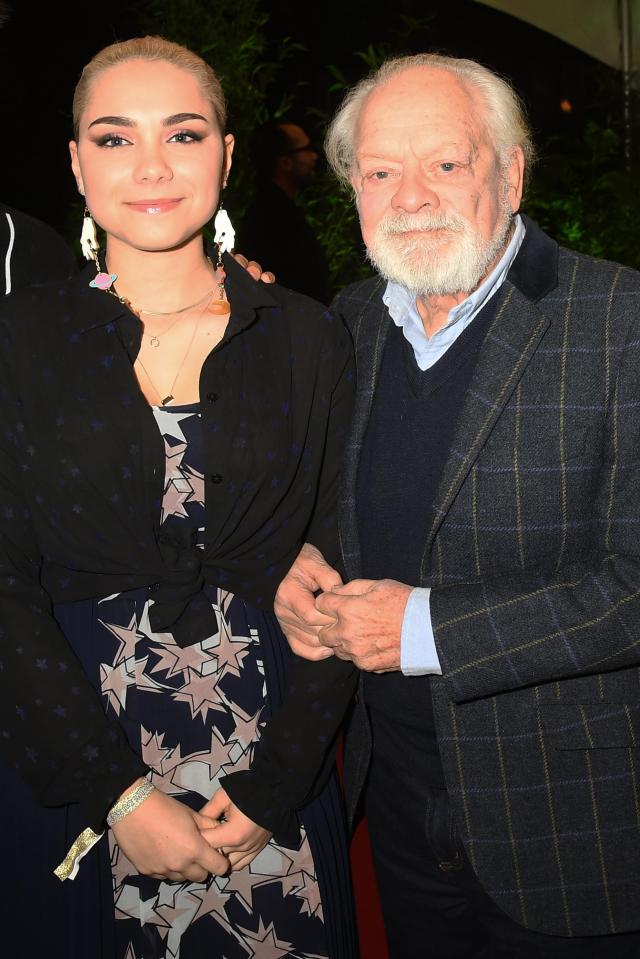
[125,199,183,213]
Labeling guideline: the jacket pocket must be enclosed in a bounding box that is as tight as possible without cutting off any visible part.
[537,701,640,750]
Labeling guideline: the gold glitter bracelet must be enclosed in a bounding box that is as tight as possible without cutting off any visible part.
[106,778,155,827]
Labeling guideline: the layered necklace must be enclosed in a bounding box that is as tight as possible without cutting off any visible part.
[140,287,216,348]
[90,257,230,407]
[135,297,211,406]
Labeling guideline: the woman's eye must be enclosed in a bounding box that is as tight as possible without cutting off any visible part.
[96,134,129,148]
[168,131,201,144]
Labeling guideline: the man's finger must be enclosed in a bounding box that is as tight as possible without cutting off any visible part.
[246,260,262,281]
[288,634,335,660]
[328,578,376,596]
[311,565,344,593]
[278,619,337,649]
[278,603,337,629]
[316,623,344,649]
[315,590,350,616]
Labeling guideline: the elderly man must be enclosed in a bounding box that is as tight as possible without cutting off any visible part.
[275,54,640,957]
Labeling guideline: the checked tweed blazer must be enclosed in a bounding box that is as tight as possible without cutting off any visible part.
[334,218,640,937]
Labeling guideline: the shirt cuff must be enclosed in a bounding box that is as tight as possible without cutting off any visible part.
[400,587,442,676]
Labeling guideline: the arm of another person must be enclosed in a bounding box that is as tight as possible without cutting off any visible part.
[202,309,358,856]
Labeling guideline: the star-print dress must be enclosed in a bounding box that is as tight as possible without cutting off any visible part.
[48,404,357,959]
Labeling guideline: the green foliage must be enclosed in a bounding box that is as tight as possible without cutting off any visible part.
[298,172,373,293]
[297,19,434,295]
[523,122,640,271]
[297,42,391,295]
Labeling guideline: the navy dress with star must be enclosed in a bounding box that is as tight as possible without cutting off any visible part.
[1,404,357,959]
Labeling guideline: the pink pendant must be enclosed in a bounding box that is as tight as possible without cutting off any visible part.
[90,272,118,291]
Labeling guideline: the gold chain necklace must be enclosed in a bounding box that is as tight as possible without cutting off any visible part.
[90,255,230,324]
[141,291,214,349]
[135,296,210,406]
[99,256,222,317]
[138,285,215,317]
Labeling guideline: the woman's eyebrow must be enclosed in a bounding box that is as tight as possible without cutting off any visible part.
[88,115,134,129]
[87,112,210,130]
[163,112,209,125]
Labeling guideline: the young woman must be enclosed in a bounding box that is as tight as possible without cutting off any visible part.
[0,36,358,959]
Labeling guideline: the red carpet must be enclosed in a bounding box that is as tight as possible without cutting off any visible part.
[336,735,389,957]
[350,816,389,958]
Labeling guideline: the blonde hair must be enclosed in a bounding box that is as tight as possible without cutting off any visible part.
[72,36,226,139]
[325,53,535,190]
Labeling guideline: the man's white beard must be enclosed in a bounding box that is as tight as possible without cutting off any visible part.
[365,199,513,297]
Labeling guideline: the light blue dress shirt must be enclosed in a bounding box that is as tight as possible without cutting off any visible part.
[383,216,526,675]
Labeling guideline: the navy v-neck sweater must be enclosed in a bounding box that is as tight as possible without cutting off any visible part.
[356,293,501,784]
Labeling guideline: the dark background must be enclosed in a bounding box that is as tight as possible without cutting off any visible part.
[0,0,621,241]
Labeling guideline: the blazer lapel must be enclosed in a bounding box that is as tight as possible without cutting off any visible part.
[420,282,552,573]
[339,280,391,580]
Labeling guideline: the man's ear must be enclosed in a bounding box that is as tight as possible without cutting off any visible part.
[505,146,525,213]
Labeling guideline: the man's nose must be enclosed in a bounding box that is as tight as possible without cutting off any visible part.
[391,170,439,214]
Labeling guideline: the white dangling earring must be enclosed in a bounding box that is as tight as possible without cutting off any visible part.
[80,207,99,263]
[209,205,235,315]
[81,206,118,292]
[213,206,235,256]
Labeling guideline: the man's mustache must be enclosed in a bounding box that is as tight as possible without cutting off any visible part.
[378,212,467,235]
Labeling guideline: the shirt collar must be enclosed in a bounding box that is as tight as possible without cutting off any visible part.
[68,245,280,338]
[507,214,559,302]
[383,213,526,334]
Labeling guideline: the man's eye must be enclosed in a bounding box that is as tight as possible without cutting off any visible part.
[364,171,390,182]
[440,162,456,172]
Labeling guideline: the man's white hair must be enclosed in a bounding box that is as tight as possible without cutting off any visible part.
[325,53,535,190]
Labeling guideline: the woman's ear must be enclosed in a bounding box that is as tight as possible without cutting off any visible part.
[222,133,235,185]
[69,141,84,196]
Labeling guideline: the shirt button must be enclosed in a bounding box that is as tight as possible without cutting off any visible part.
[206,392,219,402]
[209,473,223,484]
